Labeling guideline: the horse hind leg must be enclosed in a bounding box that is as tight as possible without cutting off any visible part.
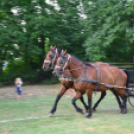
[110,89,122,109]
[115,88,127,114]
[92,91,106,112]
[120,95,127,114]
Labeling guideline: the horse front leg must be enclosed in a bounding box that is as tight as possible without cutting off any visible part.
[79,96,88,112]
[72,91,85,114]
[85,89,93,118]
[92,91,106,112]
[49,85,67,116]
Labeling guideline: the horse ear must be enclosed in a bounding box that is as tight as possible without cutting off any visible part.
[61,50,64,54]
[63,50,67,56]
[53,45,57,50]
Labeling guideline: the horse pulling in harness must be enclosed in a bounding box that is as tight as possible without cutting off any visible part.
[43,46,134,118]
[53,50,134,118]
[43,46,123,116]
[57,63,134,108]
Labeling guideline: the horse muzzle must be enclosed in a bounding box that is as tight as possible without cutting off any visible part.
[43,65,50,71]
[52,70,62,76]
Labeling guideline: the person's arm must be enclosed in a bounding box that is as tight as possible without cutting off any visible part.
[17,83,21,87]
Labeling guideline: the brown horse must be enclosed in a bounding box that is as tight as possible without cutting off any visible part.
[53,50,129,118]
[43,46,88,115]
[43,46,122,115]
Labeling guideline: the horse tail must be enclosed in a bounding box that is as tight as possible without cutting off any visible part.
[123,69,129,88]
[123,69,134,96]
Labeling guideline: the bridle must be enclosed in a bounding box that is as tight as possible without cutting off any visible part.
[55,54,71,72]
[44,48,58,69]
[54,54,89,73]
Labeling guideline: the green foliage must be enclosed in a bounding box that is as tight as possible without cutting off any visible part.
[0,60,37,84]
[83,0,134,62]
[45,38,50,52]
[41,76,59,84]
[1,0,134,85]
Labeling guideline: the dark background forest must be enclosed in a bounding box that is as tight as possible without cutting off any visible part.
[0,0,134,86]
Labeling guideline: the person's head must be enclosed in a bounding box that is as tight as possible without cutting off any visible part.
[15,78,22,84]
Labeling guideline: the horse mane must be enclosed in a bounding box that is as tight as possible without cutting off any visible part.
[71,55,83,63]
[84,62,94,67]
[70,55,94,68]
[57,48,61,54]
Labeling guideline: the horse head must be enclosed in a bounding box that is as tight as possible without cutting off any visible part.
[43,45,59,71]
[52,50,70,76]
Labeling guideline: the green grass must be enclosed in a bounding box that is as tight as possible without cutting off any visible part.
[0,85,134,134]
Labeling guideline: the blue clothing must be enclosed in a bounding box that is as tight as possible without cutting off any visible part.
[16,83,22,95]
[17,88,22,95]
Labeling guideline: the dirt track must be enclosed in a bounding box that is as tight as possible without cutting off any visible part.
[0,84,62,100]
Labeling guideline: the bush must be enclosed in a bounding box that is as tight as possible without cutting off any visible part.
[0,59,58,85]
[41,76,59,84]
[1,60,37,84]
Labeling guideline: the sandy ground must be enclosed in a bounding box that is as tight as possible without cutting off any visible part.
[0,84,62,100]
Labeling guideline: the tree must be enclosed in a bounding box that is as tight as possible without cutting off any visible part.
[82,0,134,62]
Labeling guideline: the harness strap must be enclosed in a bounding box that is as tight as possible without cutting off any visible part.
[58,75,127,89]
[94,66,100,95]
[74,78,97,83]
[73,77,123,89]
[44,60,51,64]
[83,64,87,78]
[58,75,74,82]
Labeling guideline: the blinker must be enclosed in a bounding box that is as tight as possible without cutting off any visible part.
[60,57,65,64]
[49,52,55,58]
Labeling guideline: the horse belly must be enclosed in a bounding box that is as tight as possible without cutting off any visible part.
[61,81,74,88]
[74,82,94,93]
[96,84,109,91]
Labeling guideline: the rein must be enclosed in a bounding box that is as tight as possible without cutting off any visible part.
[61,67,87,72]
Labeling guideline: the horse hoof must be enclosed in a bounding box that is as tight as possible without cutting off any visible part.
[85,115,92,119]
[48,113,54,117]
[79,109,85,114]
[121,108,127,114]
[86,110,89,113]
[82,110,86,114]
[92,108,96,112]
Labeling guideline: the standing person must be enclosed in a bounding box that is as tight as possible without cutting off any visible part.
[15,78,23,100]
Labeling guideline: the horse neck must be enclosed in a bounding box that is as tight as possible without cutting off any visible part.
[63,70,71,76]
[69,56,84,78]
